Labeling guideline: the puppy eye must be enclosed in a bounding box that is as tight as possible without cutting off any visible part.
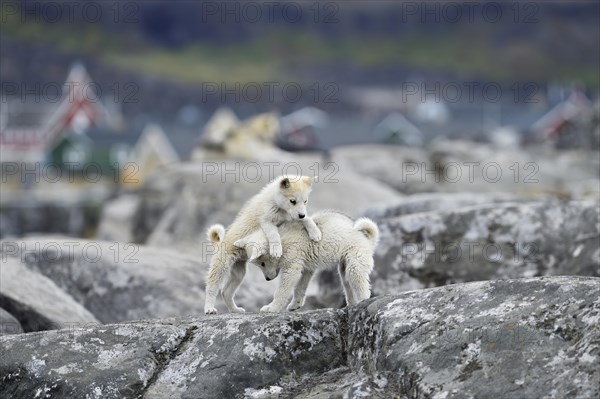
[261,262,265,267]
[304,200,307,204]
[290,199,296,205]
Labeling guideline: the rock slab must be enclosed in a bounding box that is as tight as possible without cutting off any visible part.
[1,277,598,398]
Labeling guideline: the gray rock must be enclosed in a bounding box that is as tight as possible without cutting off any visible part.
[315,200,600,308]
[0,258,98,332]
[0,308,23,335]
[331,144,437,194]
[1,277,598,398]
[332,142,600,198]
[371,201,600,295]
[0,236,279,321]
[1,237,206,323]
[346,276,600,398]
[363,192,543,220]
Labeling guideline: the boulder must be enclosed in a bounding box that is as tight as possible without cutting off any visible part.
[0,258,98,332]
[314,200,600,308]
[363,192,543,219]
[346,276,600,398]
[371,201,599,294]
[1,277,598,398]
[0,308,23,335]
[331,144,437,194]
[0,236,279,321]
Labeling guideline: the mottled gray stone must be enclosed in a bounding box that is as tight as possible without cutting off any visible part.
[315,200,599,308]
[0,258,98,332]
[347,277,600,399]
[0,308,23,335]
[0,236,283,321]
[1,277,598,398]
[363,192,543,220]
[1,237,206,324]
[371,201,600,295]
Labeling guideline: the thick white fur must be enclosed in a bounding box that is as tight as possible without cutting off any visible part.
[204,175,321,314]
[236,210,379,312]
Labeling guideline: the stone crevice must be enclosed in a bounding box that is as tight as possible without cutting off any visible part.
[138,325,198,399]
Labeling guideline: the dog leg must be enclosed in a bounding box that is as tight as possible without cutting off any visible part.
[345,257,372,304]
[222,260,247,313]
[261,222,283,258]
[302,217,322,241]
[205,250,236,314]
[261,266,303,312]
[338,261,356,306]
[287,269,314,311]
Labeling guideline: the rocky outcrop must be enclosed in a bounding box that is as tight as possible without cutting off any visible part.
[346,276,600,398]
[1,277,598,398]
[363,192,543,219]
[0,236,280,323]
[1,237,206,324]
[0,308,23,335]
[370,200,599,294]
[315,200,599,308]
[0,258,98,332]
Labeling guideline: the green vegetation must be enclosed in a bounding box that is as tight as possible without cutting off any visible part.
[2,11,598,87]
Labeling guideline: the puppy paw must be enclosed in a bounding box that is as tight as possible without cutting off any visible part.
[205,307,218,315]
[308,228,322,242]
[287,302,302,311]
[269,244,283,258]
[260,304,277,312]
[231,306,246,313]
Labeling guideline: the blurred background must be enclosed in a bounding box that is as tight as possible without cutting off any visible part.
[1,1,599,238]
[0,0,600,322]
[0,1,599,315]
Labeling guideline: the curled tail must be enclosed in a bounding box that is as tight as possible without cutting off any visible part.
[207,224,226,243]
[353,217,379,248]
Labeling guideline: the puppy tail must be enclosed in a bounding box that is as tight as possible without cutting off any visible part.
[207,224,226,244]
[354,218,379,248]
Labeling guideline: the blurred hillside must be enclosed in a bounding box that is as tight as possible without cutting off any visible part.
[2,1,599,88]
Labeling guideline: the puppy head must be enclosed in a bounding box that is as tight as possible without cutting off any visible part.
[276,175,316,220]
[250,254,280,281]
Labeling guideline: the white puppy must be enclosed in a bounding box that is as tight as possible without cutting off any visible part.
[204,175,321,314]
[234,210,379,312]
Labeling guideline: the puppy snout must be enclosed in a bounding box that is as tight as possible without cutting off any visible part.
[298,214,306,219]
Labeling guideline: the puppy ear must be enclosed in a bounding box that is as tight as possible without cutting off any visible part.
[248,244,266,261]
[248,247,259,261]
[302,176,317,186]
[280,177,290,189]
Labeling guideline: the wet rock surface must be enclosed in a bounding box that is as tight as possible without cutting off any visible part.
[1,277,598,398]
